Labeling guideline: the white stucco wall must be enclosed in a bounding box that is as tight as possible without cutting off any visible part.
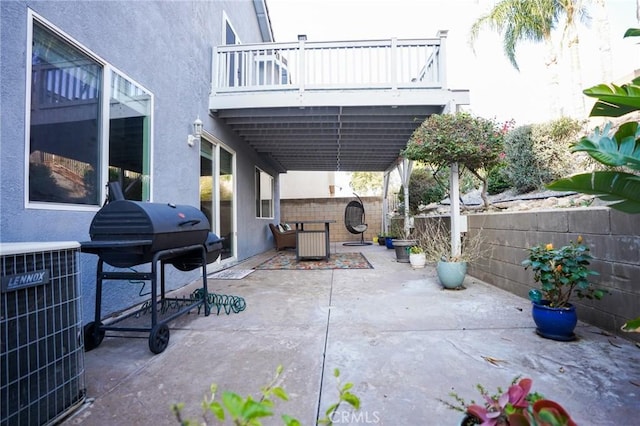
[280,171,353,199]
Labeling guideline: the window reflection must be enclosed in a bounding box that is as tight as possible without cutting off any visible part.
[220,148,234,259]
[29,22,101,204]
[200,140,214,230]
[108,73,151,201]
[28,21,152,205]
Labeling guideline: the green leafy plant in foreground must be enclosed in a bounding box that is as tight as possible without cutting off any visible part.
[318,368,361,425]
[171,366,359,426]
[546,28,640,332]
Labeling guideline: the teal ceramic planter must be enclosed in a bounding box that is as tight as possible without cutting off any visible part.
[436,260,467,289]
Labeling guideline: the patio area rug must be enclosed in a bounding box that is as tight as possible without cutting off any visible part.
[254,252,373,270]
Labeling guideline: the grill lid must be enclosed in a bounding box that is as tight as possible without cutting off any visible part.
[84,195,211,267]
[89,200,209,242]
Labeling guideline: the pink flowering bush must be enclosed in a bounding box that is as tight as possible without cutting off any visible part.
[401,112,513,208]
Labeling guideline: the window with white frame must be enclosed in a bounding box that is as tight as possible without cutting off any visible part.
[28,17,151,206]
[255,167,274,218]
[108,72,152,201]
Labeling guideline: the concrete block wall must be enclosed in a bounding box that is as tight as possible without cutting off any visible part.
[466,207,640,342]
[280,196,383,243]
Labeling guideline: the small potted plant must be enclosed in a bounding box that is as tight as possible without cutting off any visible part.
[389,220,416,260]
[392,238,417,263]
[522,236,606,341]
[414,218,484,289]
[408,245,426,268]
[441,376,577,425]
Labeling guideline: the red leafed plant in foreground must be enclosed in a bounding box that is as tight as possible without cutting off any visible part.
[442,377,577,426]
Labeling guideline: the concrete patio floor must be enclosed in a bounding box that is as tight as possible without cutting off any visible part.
[67,243,640,425]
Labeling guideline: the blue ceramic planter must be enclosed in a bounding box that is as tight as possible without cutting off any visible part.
[385,236,395,249]
[531,300,577,341]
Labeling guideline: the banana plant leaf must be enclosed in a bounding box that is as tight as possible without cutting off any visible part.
[622,316,640,332]
[547,171,640,214]
[624,28,640,37]
[571,122,640,170]
[584,76,640,117]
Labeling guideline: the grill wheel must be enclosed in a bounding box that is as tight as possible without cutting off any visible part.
[84,321,105,351]
[149,323,170,354]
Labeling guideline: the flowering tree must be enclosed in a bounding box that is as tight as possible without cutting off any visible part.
[401,112,511,208]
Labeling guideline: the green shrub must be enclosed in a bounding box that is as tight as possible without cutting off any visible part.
[504,118,584,193]
[504,125,538,193]
[531,117,584,182]
[458,167,481,194]
[398,167,445,214]
[422,180,447,205]
[486,161,511,195]
[411,168,446,207]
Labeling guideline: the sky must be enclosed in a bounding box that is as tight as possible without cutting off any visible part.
[265,0,639,126]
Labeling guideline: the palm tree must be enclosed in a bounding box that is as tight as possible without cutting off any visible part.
[592,0,612,84]
[562,0,588,117]
[469,0,588,118]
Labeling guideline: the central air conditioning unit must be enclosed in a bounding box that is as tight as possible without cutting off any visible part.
[1,242,86,425]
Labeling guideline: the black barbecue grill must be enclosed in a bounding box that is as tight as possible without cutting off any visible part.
[81,183,222,354]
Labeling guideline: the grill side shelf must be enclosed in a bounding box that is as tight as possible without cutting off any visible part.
[80,240,152,252]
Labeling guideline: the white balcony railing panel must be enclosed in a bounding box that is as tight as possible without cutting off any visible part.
[211,35,447,95]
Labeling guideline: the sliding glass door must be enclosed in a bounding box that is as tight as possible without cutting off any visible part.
[200,138,235,262]
[219,147,234,260]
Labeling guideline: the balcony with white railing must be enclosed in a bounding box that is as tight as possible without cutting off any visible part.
[208,31,469,172]
[209,31,463,110]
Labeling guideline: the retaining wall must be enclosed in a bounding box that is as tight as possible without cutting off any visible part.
[465,207,640,343]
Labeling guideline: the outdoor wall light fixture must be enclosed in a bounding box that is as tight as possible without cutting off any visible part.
[187,116,203,147]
